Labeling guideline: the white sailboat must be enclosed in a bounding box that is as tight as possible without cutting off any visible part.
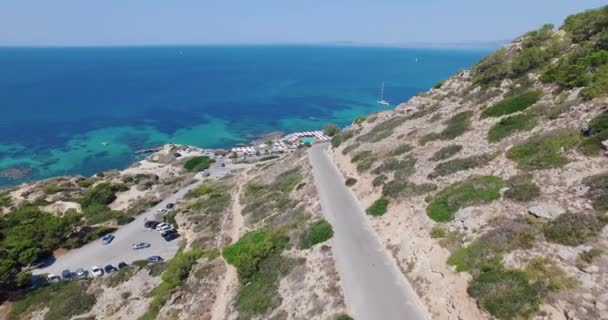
[377,82,389,106]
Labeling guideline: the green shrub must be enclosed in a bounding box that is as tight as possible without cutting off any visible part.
[525,257,577,291]
[420,111,473,144]
[506,129,581,170]
[8,281,95,320]
[426,176,503,222]
[80,182,127,208]
[581,63,608,100]
[471,49,510,87]
[345,178,357,186]
[351,150,376,172]
[366,197,389,217]
[139,249,205,320]
[82,203,126,225]
[430,145,462,161]
[43,184,65,195]
[335,315,354,320]
[77,179,94,188]
[189,184,215,198]
[481,90,542,118]
[521,24,555,48]
[389,143,413,156]
[342,143,360,155]
[582,172,608,211]
[331,130,354,148]
[183,156,212,172]
[0,192,11,208]
[562,6,608,43]
[579,111,608,155]
[430,226,447,238]
[373,156,416,179]
[433,79,446,89]
[503,174,541,202]
[353,116,366,125]
[468,269,542,319]
[223,229,289,282]
[487,113,538,142]
[356,116,406,143]
[511,47,552,77]
[324,123,340,137]
[544,213,601,246]
[300,219,334,249]
[449,241,504,272]
[428,153,494,178]
[382,180,436,199]
[372,174,388,187]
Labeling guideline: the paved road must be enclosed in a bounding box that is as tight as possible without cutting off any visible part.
[308,143,429,320]
[34,156,240,277]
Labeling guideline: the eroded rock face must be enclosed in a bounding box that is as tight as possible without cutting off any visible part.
[528,203,566,220]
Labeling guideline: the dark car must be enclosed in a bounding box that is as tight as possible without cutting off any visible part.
[61,269,72,280]
[117,262,128,269]
[165,203,174,209]
[104,264,118,274]
[162,232,179,242]
[147,256,163,263]
[144,220,159,229]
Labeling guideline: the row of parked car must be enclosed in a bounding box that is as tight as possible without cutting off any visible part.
[144,219,179,241]
[46,255,164,283]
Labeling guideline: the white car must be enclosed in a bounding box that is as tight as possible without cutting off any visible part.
[90,266,104,277]
[155,223,170,231]
[157,224,173,233]
[46,274,60,283]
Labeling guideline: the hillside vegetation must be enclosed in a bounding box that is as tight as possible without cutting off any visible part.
[331,6,608,320]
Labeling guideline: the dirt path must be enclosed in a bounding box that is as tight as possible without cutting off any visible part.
[211,183,245,320]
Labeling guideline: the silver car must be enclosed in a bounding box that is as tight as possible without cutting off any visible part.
[132,242,151,250]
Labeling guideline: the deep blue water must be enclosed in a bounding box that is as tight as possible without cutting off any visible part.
[0,45,490,186]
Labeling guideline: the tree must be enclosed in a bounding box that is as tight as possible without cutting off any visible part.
[324,123,340,137]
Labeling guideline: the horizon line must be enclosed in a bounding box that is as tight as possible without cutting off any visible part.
[0,40,506,50]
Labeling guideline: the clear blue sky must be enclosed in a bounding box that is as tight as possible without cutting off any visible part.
[0,1,605,46]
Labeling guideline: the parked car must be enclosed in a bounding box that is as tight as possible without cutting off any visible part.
[157,224,173,233]
[166,203,174,209]
[61,269,72,280]
[101,233,115,245]
[155,222,170,231]
[147,256,163,263]
[144,220,159,229]
[75,268,87,279]
[104,265,118,274]
[132,242,151,250]
[221,163,226,167]
[117,262,129,269]
[90,266,104,277]
[160,229,176,237]
[162,232,179,242]
[47,274,61,283]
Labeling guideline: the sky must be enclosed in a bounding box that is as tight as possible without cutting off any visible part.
[0,1,606,46]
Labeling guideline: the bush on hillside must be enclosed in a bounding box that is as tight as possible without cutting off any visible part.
[487,112,538,142]
[351,150,376,172]
[506,129,581,170]
[471,49,510,87]
[366,197,389,217]
[544,213,601,246]
[428,153,494,178]
[562,6,608,43]
[429,145,463,161]
[468,269,542,319]
[300,219,334,249]
[80,182,128,208]
[324,123,340,137]
[579,111,608,155]
[419,111,473,145]
[356,116,406,143]
[183,156,213,172]
[344,178,357,186]
[426,176,503,222]
[389,143,414,156]
[382,180,436,199]
[331,130,354,148]
[503,174,541,202]
[481,90,542,118]
[582,172,608,211]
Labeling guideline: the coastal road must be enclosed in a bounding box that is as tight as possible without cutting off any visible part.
[34,157,240,277]
[308,143,429,320]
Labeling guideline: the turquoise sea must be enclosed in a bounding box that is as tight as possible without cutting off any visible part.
[0,46,490,186]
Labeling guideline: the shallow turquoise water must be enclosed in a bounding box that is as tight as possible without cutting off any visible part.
[0,45,490,186]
